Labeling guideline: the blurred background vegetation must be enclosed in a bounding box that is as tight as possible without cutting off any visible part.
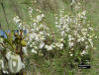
[0,0,99,74]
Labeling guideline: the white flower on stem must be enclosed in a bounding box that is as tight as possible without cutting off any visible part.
[39,31,44,35]
[85,45,89,49]
[68,35,72,38]
[81,50,87,55]
[77,37,85,42]
[22,47,28,55]
[30,44,33,47]
[56,25,61,29]
[60,38,64,42]
[70,54,73,56]
[40,36,46,41]
[41,14,45,17]
[35,36,39,41]
[36,15,42,22]
[82,10,86,16]
[13,16,20,24]
[36,9,41,13]
[3,70,9,74]
[59,43,64,49]
[71,0,76,5]
[45,45,53,51]
[95,36,97,39]
[59,17,65,24]
[69,37,75,41]
[36,14,45,22]
[33,23,37,26]
[39,42,45,49]
[28,7,33,14]
[31,49,37,54]
[61,31,65,36]
[29,33,37,40]
[55,43,64,49]
[18,23,22,28]
[81,37,85,42]
[89,27,93,31]
[55,21,58,25]
[69,42,74,48]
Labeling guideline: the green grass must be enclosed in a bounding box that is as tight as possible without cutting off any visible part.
[0,0,99,74]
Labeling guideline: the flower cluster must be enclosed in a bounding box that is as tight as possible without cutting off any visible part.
[26,7,64,55]
[9,0,96,73]
[12,3,95,59]
[0,0,96,74]
[55,2,95,58]
[13,16,22,29]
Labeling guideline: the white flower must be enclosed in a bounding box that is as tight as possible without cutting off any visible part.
[31,49,37,54]
[55,21,58,25]
[81,50,87,55]
[22,47,28,55]
[40,36,46,41]
[39,42,45,49]
[35,36,39,41]
[95,36,97,39]
[89,27,93,31]
[33,23,37,26]
[13,16,20,24]
[69,42,74,48]
[85,45,89,49]
[77,37,85,42]
[41,14,45,17]
[29,33,37,40]
[81,37,85,41]
[45,45,53,51]
[39,31,44,35]
[59,43,64,49]
[8,54,23,73]
[36,9,41,13]
[66,27,70,32]
[3,70,9,74]
[61,31,65,36]
[68,35,72,38]
[82,10,86,16]
[30,44,33,47]
[28,7,33,14]
[82,32,87,36]
[70,54,73,56]
[36,14,44,22]
[77,39,80,42]
[59,17,65,24]
[36,15,42,22]
[34,46,38,49]
[71,0,76,5]
[56,25,61,29]
[60,38,64,42]
[69,37,75,41]
[55,43,64,49]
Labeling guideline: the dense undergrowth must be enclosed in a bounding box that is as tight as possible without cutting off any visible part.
[0,0,98,75]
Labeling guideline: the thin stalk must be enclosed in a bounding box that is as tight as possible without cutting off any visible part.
[0,0,9,30]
